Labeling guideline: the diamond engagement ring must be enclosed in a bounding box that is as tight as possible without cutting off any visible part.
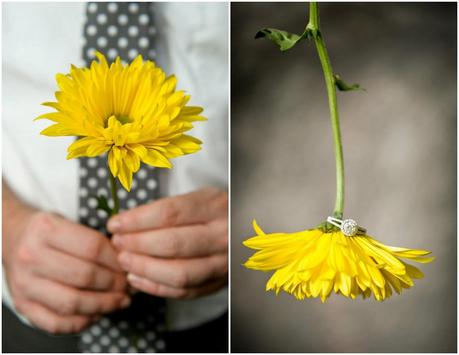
[326,216,367,237]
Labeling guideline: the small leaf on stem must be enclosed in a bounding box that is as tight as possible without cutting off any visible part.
[95,195,112,215]
[255,28,309,51]
[334,74,365,92]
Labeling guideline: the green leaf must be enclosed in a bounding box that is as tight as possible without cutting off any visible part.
[95,195,112,216]
[255,28,308,51]
[334,74,365,92]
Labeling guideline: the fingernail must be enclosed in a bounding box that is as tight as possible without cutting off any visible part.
[118,252,131,269]
[127,273,141,283]
[112,234,123,248]
[108,217,122,232]
[120,297,131,308]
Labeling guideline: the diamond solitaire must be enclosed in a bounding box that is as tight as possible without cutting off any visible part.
[341,219,358,236]
[326,216,367,237]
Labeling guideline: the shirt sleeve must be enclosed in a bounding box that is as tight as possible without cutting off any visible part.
[2,2,86,327]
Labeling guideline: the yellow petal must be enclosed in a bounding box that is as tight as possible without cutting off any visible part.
[118,159,133,191]
[142,149,172,169]
[108,147,119,176]
[169,135,202,154]
[404,263,424,279]
[252,219,265,235]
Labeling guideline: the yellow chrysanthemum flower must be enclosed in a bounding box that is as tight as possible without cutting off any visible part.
[36,52,205,191]
[243,220,434,302]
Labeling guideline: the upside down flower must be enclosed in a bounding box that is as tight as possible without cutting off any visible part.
[243,2,434,302]
[244,221,434,302]
[36,52,205,191]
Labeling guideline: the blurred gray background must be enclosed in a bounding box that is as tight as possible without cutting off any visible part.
[231,3,456,353]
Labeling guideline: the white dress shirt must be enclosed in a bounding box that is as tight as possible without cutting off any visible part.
[2,2,228,331]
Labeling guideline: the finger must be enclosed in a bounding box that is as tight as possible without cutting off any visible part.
[118,251,228,288]
[107,188,227,233]
[112,218,228,258]
[24,277,131,316]
[32,247,127,291]
[44,216,122,272]
[127,273,228,299]
[15,300,92,334]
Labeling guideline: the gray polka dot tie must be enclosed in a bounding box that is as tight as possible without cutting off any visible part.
[78,2,166,353]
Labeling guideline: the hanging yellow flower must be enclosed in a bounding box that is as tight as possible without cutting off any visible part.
[244,220,434,302]
[243,2,434,302]
[36,52,205,191]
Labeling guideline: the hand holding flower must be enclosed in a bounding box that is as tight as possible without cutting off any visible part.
[3,184,131,334]
[24,16,214,341]
[108,188,228,299]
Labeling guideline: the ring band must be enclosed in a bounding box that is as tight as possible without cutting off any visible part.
[327,216,366,237]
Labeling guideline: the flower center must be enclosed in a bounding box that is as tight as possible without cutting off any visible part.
[115,114,131,125]
[104,114,132,128]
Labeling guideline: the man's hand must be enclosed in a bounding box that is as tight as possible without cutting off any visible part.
[108,187,228,299]
[3,183,130,334]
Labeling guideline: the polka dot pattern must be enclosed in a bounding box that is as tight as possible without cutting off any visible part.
[79,2,165,353]
[107,25,118,37]
[127,198,138,209]
[82,294,167,352]
[82,2,157,63]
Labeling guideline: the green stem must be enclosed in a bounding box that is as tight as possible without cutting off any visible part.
[307,2,345,219]
[109,170,120,216]
[307,2,320,32]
